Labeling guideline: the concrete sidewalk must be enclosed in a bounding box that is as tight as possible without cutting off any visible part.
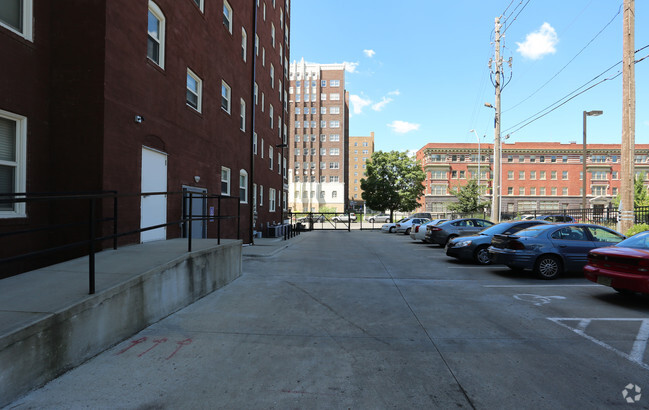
[242,232,308,258]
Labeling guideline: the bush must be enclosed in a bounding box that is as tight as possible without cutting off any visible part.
[625,224,649,237]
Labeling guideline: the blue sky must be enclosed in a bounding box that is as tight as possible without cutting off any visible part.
[290,0,648,154]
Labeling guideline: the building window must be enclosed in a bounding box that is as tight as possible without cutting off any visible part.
[269,104,274,128]
[269,188,276,211]
[259,185,263,207]
[530,156,536,163]
[507,155,513,163]
[329,162,339,169]
[332,191,338,198]
[562,171,568,180]
[221,81,231,113]
[519,155,525,163]
[519,187,525,195]
[562,187,568,196]
[147,1,165,68]
[330,80,340,87]
[269,146,274,170]
[271,23,275,47]
[240,99,246,131]
[551,187,557,195]
[221,167,231,195]
[223,0,233,33]
[270,64,275,88]
[329,121,340,128]
[253,132,257,154]
[239,170,248,203]
[530,187,536,195]
[563,155,569,163]
[330,93,340,101]
[241,28,247,62]
[330,134,340,142]
[530,171,536,180]
[519,171,525,180]
[192,0,204,11]
[507,170,513,180]
[329,148,339,155]
[540,171,546,180]
[540,187,546,195]
[0,111,26,217]
[551,171,557,180]
[508,187,513,195]
[186,69,202,112]
[330,176,339,182]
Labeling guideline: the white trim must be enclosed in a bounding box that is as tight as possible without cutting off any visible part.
[186,68,202,112]
[239,169,248,203]
[0,0,33,42]
[147,1,165,69]
[0,109,27,218]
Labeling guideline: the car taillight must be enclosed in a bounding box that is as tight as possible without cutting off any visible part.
[508,240,525,250]
[639,259,649,272]
[415,226,420,233]
[396,224,401,228]
[428,226,442,232]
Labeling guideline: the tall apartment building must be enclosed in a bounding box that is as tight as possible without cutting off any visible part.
[417,142,649,217]
[287,59,350,212]
[348,132,375,211]
[0,0,289,271]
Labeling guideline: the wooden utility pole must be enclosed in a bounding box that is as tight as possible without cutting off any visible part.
[491,17,502,223]
[620,0,635,233]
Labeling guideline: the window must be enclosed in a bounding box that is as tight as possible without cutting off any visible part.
[329,148,339,155]
[519,171,525,180]
[0,111,26,217]
[562,155,569,163]
[223,0,233,33]
[241,28,247,61]
[221,81,231,113]
[332,191,338,198]
[259,185,263,207]
[254,82,258,105]
[431,185,446,195]
[508,187,513,195]
[551,171,557,180]
[530,187,536,195]
[562,187,568,196]
[530,171,536,180]
[330,93,340,101]
[269,105,274,128]
[592,186,607,196]
[239,170,248,203]
[551,156,557,163]
[539,156,545,163]
[147,2,165,67]
[253,133,257,154]
[551,187,557,195]
[271,23,275,47]
[269,146,273,169]
[540,187,546,195]
[330,80,340,87]
[330,134,340,142]
[240,99,246,131]
[330,176,339,182]
[519,187,525,195]
[508,155,513,163]
[530,156,536,163]
[269,188,276,211]
[221,167,231,195]
[277,153,281,174]
[270,64,275,88]
[508,171,513,180]
[192,0,204,11]
[330,106,340,114]
[186,69,202,112]
[320,94,327,101]
[329,162,339,169]
[320,121,326,128]
[459,170,466,179]
[562,171,568,180]
[519,155,525,163]
[329,121,340,128]
[540,171,546,180]
[255,34,259,56]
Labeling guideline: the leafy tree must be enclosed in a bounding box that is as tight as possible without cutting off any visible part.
[447,179,490,214]
[361,151,425,221]
[612,172,649,208]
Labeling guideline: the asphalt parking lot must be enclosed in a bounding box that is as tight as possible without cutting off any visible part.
[8,230,649,409]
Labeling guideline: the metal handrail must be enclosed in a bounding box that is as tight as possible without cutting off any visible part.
[0,191,241,294]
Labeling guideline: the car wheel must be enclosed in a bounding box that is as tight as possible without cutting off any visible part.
[474,246,491,265]
[405,228,411,235]
[445,235,457,246]
[369,218,375,223]
[534,255,562,280]
[389,227,395,233]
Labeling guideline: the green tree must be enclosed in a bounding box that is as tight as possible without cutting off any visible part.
[360,151,426,221]
[612,172,649,208]
[447,179,490,214]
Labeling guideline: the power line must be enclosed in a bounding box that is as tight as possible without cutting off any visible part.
[504,4,623,113]
[502,0,532,35]
[503,44,649,135]
[501,0,518,18]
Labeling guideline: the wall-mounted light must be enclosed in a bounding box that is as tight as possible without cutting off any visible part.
[194,176,200,183]
[135,115,144,123]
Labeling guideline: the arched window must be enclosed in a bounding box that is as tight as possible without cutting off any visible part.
[147,1,165,68]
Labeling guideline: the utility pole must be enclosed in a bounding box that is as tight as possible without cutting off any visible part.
[490,17,502,223]
[620,0,635,233]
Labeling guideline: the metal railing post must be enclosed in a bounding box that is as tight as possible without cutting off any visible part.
[113,193,118,250]
[217,196,222,245]
[89,198,96,295]
[237,196,241,240]
[188,192,193,252]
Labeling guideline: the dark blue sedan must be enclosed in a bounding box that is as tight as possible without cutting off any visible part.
[488,223,625,279]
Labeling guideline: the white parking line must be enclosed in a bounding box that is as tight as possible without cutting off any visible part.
[484,284,599,287]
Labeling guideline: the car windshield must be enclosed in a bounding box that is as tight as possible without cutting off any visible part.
[615,231,649,249]
[512,224,550,237]
[397,218,409,223]
[477,222,516,236]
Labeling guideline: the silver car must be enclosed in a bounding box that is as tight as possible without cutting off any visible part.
[425,218,495,246]
[410,219,448,242]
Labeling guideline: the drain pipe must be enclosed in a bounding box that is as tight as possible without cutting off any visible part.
[249,0,258,245]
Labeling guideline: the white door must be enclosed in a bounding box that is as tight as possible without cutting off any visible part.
[141,147,167,242]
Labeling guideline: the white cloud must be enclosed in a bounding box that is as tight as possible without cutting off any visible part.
[516,22,558,60]
[372,97,393,111]
[387,120,420,134]
[388,90,400,96]
[350,94,372,115]
[343,61,359,73]
[363,49,376,58]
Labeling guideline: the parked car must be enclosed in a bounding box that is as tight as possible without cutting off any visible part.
[584,230,649,294]
[535,214,574,223]
[395,218,430,235]
[331,213,357,223]
[425,218,495,246]
[488,223,625,279]
[411,212,433,219]
[296,214,325,223]
[365,214,391,223]
[410,219,448,242]
[445,220,548,265]
[382,218,410,233]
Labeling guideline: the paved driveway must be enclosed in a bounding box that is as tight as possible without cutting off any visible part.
[8,231,649,409]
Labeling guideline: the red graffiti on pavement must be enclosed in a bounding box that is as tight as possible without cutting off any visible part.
[116,337,147,355]
[137,338,168,357]
[166,338,192,360]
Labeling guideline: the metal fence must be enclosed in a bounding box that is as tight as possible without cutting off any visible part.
[0,191,242,294]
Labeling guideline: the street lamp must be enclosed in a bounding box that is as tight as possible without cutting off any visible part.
[470,129,482,197]
[582,110,603,211]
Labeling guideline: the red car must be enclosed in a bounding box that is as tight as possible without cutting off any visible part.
[584,231,649,294]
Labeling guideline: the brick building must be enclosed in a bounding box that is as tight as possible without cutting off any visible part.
[348,132,375,211]
[287,59,350,213]
[417,142,649,217]
[0,0,289,272]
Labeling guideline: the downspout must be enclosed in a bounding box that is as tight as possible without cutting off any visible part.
[249,0,258,244]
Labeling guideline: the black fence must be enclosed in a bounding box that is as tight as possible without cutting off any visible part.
[0,191,242,294]
[288,212,399,231]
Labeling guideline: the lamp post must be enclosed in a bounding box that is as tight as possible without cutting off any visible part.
[470,129,481,189]
[582,110,603,211]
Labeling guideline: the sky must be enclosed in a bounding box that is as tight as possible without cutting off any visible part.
[289,0,648,155]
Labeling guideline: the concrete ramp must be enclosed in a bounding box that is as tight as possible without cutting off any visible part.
[0,239,241,406]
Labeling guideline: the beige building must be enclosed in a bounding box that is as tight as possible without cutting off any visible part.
[287,59,350,212]
[348,133,375,211]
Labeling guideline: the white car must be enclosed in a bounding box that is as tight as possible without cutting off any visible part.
[381,217,411,233]
[410,219,448,242]
[395,218,430,235]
